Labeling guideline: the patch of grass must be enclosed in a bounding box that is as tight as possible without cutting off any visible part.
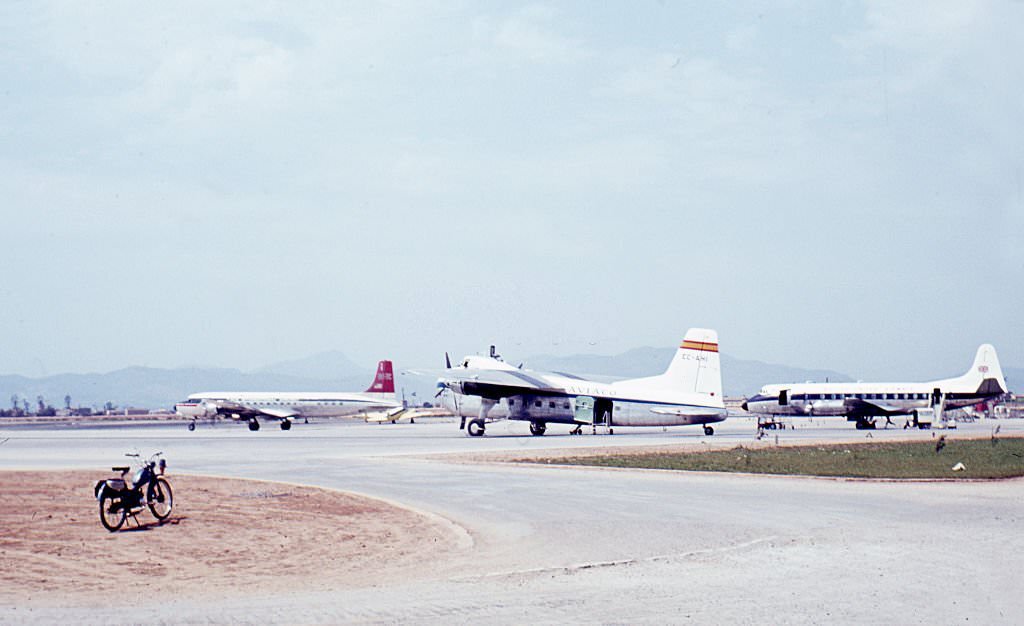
[529,437,1024,479]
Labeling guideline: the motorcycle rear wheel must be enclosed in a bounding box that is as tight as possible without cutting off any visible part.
[148,477,173,521]
[99,493,126,532]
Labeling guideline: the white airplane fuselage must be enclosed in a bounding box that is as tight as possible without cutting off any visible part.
[440,372,727,427]
[176,391,397,419]
[742,344,1007,427]
[437,329,728,436]
[174,360,400,429]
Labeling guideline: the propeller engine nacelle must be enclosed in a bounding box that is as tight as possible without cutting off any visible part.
[436,379,465,396]
[174,399,219,418]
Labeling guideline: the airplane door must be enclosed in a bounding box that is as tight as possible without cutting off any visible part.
[574,396,595,424]
[779,389,789,406]
[594,398,613,426]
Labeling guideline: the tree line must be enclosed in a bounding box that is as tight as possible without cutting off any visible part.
[0,394,119,417]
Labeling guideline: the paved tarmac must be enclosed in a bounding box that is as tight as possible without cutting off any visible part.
[1,417,1022,624]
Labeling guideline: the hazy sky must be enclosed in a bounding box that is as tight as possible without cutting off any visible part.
[1,1,1022,381]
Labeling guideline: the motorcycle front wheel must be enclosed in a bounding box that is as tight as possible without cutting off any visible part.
[99,493,126,532]
[148,477,173,521]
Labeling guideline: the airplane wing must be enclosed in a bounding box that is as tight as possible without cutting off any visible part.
[843,398,909,417]
[212,402,297,421]
[442,368,563,399]
[649,407,728,418]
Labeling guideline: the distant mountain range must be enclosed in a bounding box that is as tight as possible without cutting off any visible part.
[2,349,1018,411]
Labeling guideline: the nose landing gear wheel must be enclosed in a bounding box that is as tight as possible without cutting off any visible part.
[187,421,196,431]
[467,419,486,437]
[529,421,547,436]
[703,425,714,436]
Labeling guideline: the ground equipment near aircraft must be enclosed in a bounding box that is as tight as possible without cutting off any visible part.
[94,452,173,532]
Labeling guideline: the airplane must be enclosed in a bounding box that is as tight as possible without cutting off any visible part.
[434,328,728,437]
[741,344,1008,430]
[174,360,400,431]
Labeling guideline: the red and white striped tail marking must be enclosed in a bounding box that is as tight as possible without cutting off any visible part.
[680,340,719,353]
[366,360,395,393]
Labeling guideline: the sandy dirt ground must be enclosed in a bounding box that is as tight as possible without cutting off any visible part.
[0,471,461,607]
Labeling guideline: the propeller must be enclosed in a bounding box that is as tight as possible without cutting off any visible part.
[436,351,464,429]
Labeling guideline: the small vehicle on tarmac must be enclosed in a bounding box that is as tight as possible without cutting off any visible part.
[94,452,173,532]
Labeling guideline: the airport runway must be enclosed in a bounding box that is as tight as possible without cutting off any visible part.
[2,417,1022,624]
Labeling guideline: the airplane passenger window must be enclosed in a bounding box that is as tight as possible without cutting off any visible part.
[534,400,542,407]
[548,401,555,408]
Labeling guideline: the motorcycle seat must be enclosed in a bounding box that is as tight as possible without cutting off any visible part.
[112,466,130,473]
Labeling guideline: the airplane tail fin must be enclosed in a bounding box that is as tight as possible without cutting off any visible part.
[661,328,723,398]
[365,360,396,394]
[960,344,1006,394]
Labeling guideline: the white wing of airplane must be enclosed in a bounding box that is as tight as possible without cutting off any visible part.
[253,406,299,420]
[842,398,905,416]
[649,406,733,418]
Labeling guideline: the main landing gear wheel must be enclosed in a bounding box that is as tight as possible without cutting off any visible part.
[248,419,260,432]
[467,419,486,437]
[280,420,292,431]
[703,425,715,436]
[187,421,196,432]
[529,421,547,436]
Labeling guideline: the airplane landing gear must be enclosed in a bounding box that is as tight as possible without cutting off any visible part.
[529,421,547,436]
[187,420,196,432]
[248,419,260,432]
[854,418,876,430]
[280,420,291,431]
[467,399,494,437]
[703,425,715,436]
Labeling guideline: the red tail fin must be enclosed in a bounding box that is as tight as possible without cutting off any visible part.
[365,360,395,394]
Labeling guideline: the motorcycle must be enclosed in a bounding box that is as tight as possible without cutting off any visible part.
[94,452,174,532]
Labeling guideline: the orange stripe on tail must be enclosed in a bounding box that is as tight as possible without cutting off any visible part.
[680,340,719,353]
